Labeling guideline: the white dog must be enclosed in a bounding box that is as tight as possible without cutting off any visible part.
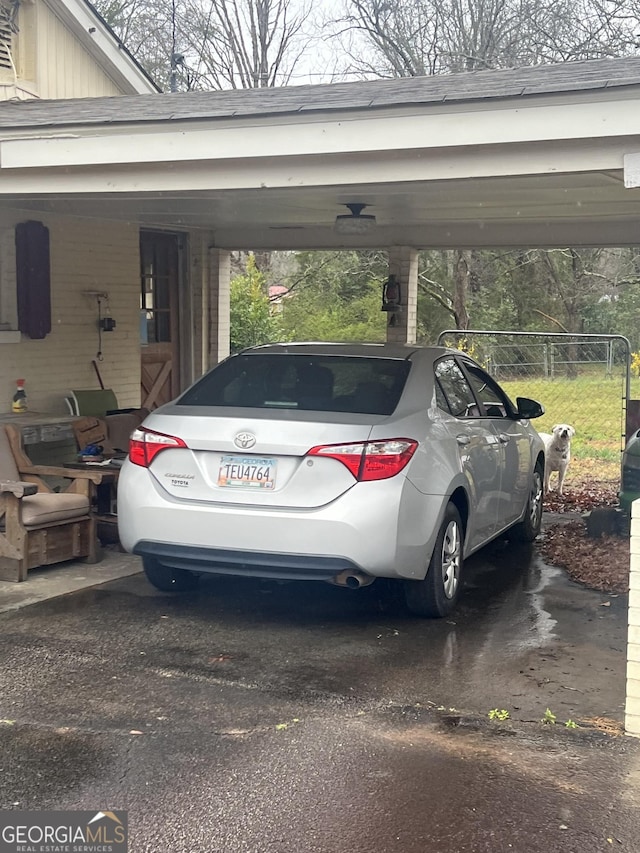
[538,424,576,495]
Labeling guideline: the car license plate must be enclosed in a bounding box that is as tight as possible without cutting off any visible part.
[218,456,276,489]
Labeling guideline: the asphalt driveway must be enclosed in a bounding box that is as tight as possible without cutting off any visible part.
[0,538,638,851]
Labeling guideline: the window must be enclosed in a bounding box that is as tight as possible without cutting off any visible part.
[461,359,513,418]
[434,357,478,417]
[140,232,176,344]
[178,354,411,415]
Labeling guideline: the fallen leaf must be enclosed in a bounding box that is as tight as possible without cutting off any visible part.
[540,520,629,594]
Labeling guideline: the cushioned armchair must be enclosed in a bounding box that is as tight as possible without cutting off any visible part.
[0,425,103,582]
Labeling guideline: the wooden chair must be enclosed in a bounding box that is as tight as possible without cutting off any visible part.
[0,424,104,582]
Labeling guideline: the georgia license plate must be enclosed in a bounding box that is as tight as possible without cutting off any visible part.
[218,456,276,489]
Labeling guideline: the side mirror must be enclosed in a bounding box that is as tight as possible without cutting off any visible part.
[516,396,545,420]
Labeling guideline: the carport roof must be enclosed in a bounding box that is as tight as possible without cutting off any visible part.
[2,56,640,250]
[2,56,640,129]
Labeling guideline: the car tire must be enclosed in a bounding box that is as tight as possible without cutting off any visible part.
[142,557,199,592]
[508,463,544,543]
[404,502,464,618]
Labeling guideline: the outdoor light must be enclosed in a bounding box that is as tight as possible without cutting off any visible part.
[334,203,377,235]
[381,274,401,313]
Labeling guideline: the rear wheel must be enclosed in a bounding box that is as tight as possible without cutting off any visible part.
[509,463,543,543]
[142,557,199,592]
[404,503,463,618]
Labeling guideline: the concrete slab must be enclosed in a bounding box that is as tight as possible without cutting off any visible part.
[0,547,141,613]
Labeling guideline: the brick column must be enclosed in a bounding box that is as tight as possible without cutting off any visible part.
[206,248,231,370]
[626,500,640,735]
[385,246,418,345]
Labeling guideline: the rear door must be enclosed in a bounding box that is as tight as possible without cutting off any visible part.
[139,230,183,409]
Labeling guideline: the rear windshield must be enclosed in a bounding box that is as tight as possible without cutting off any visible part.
[178,354,410,415]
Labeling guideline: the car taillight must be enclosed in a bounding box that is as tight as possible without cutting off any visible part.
[307,439,417,481]
[129,428,187,467]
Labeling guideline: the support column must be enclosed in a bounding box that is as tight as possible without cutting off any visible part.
[385,246,418,345]
[206,247,231,370]
[626,500,640,736]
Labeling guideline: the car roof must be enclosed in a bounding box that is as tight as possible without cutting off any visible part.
[240,342,461,361]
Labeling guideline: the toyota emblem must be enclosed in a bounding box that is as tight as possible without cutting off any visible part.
[234,432,256,449]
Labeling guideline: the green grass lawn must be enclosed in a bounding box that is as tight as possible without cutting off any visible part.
[500,374,635,485]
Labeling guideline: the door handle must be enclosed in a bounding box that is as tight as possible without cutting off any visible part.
[498,434,510,443]
[456,434,471,446]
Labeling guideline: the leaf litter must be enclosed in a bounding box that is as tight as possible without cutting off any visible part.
[539,485,629,594]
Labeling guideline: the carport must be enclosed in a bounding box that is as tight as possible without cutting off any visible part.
[1,55,640,732]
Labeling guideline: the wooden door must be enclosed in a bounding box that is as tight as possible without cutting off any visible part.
[140,231,181,410]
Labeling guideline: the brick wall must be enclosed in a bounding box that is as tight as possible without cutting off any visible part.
[0,210,142,414]
[627,503,640,736]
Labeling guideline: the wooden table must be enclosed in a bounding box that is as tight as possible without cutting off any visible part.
[64,461,122,513]
[63,461,123,544]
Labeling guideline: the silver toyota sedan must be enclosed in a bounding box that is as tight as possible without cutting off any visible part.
[118,343,545,617]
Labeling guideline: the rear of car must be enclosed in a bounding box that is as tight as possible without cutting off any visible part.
[118,345,447,589]
[118,342,545,617]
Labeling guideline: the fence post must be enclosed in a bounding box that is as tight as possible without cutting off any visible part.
[544,343,549,379]
[607,341,613,379]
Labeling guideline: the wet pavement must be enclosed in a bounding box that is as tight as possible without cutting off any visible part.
[0,532,638,851]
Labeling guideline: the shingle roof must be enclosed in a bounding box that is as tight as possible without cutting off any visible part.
[1,56,640,129]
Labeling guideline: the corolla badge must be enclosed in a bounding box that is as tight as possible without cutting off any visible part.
[234,431,256,449]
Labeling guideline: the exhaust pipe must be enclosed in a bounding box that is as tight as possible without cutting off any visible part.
[332,569,375,589]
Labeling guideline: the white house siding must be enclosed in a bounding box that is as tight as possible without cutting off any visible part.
[627,504,640,736]
[0,209,141,414]
[35,1,123,99]
[0,0,37,101]
[206,248,231,368]
[187,237,229,376]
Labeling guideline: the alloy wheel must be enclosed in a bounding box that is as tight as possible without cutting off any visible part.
[441,519,462,599]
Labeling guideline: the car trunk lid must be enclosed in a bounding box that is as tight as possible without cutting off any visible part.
[141,408,384,508]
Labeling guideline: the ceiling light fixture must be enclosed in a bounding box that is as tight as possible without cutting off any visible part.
[334,203,376,235]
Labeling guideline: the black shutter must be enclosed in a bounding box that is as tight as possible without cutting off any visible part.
[15,220,52,339]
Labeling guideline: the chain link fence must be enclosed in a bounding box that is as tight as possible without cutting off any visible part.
[437,330,633,492]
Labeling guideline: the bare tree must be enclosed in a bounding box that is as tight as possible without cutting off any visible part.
[94,0,315,91]
[178,0,313,90]
[95,0,176,85]
[332,0,640,79]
